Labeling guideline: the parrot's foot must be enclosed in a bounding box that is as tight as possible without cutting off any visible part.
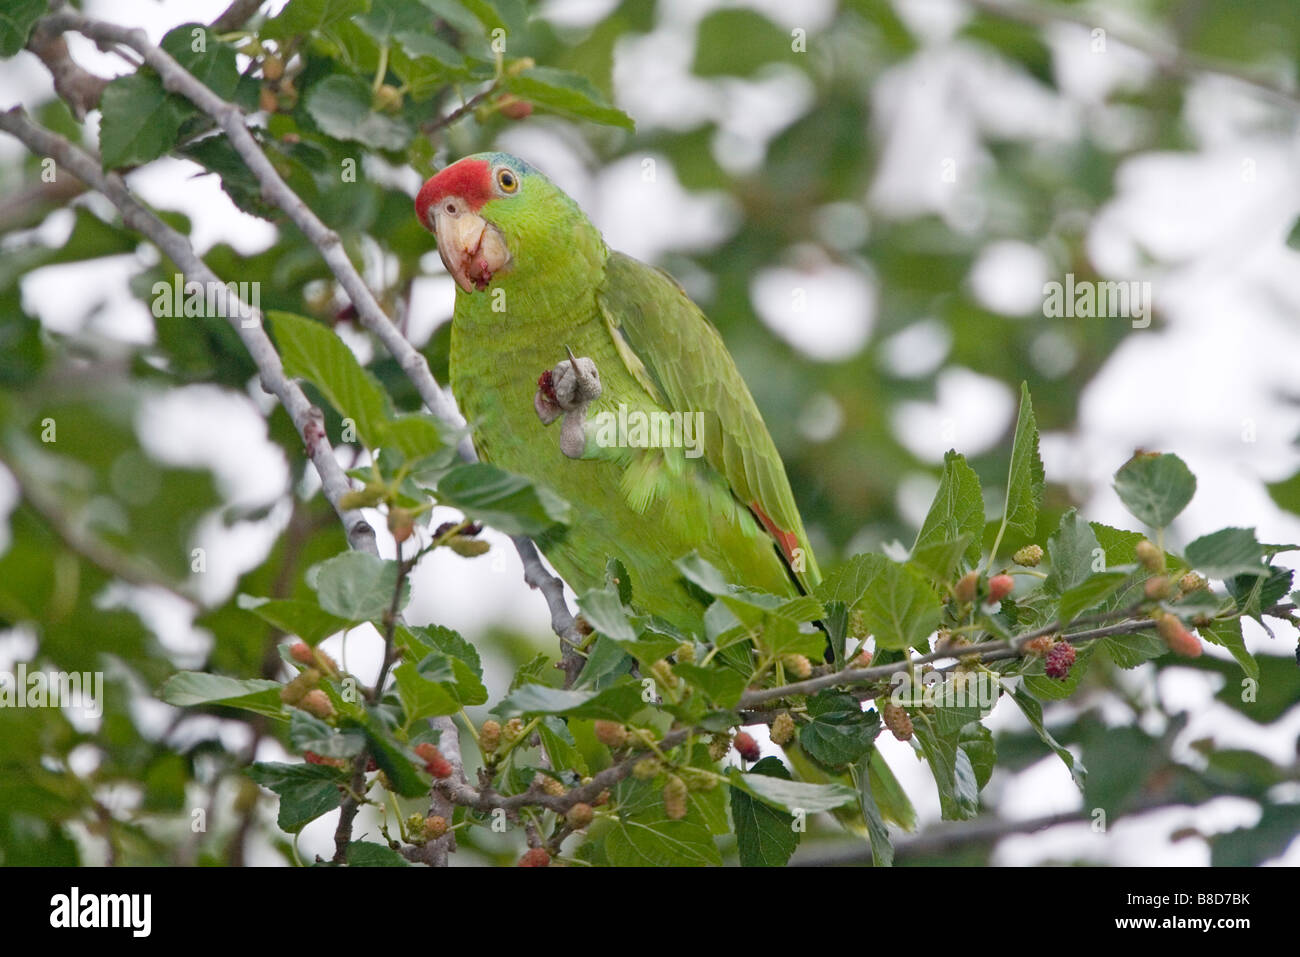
[534,348,602,459]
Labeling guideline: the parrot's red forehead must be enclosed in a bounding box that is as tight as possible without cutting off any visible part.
[415,158,493,226]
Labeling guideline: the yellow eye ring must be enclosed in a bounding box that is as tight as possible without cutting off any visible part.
[496,168,518,193]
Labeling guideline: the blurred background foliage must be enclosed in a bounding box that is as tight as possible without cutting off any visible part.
[1,0,1298,866]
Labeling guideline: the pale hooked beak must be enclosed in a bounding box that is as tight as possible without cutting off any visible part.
[432,203,511,293]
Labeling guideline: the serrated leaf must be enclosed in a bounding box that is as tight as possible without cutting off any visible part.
[162,24,240,100]
[1184,527,1266,580]
[990,383,1044,560]
[415,648,487,705]
[356,712,427,797]
[393,661,458,720]
[724,767,857,813]
[270,310,443,459]
[247,761,345,832]
[577,585,637,642]
[799,691,880,768]
[345,841,410,866]
[730,757,799,867]
[263,0,368,40]
[399,624,482,677]
[856,559,942,650]
[1003,679,1086,790]
[290,710,365,759]
[434,462,570,536]
[305,74,414,150]
[1044,508,1102,594]
[504,66,634,131]
[494,681,644,721]
[99,72,187,169]
[309,551,407,623]
[160,672,285,718]
[914,450,983,570]
[852,753,895,866]
[1056,572,1128,624]
[604,806,721,866]
[816,552,887,610]
[1113,452,1196,530]
[912,712,980,821]
[1199,617,1258,680]
[672,663,747,708]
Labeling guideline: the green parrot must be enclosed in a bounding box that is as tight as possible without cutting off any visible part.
[415,153,914,836]
[415,151,820,642]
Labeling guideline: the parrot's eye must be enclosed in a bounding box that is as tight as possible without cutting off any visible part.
[496,168,519,193]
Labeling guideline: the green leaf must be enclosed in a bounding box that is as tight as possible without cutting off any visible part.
[866,748,916,831]
[1227,564,1293,619]
[961,722,996,791]
[270,310,444,459]
[1090,522,1145,566]
[263,0,368,40]
[538,717,588,776]
[912,712,980,821]
[162,25,240,100]
[675,552,785,613]
[290,710,365,759]
[1113,452,1196,529]
[159,672,285,718]
[672,663,748,708]
[852,753,895,866]
[990,383,1044,558]
[1199,617,1258,680]
[309,551,407,623]
[856,558,942,650]
[914,450,984,571]
[434,463,570,536]
[909,535,975,584]
[0,0,46,57]
[1004,679,1086,790]
[730,757,799,867]
[99,72,187,169]
[1211,802,1300,867]
[798,691,881,768]
[1056,572,1128,624]
[305,74,414,150]
[504,66,635,131]
[817,552,887,610]
[1044,508,1103,594]
[247,762,345,833]
[494,680,644,721]
[414,648,488,706]
[400,624,482,677]
[724,767,857,813]
[1286,218,1300,252]
[1184,527,1266,580]
[237,594,349,645]
[604,806,721,866]
[393,661,458,720]
[693,9,801,77]
[1266,470,1300,514]
[577,585,638,642]
[345,841,410,866]
[356,713,427,797]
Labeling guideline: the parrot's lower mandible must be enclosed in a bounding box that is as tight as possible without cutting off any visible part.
[416,152,822,645]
